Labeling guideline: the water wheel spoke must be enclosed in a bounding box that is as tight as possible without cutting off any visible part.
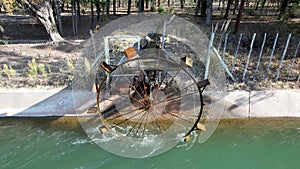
[126,110,147,136]
[111,109,147,129]
[106,106,145,122]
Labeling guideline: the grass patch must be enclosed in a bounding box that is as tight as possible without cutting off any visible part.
[3,64,16,79]
[67,59,75,71]
[27,58,38,78]
[38,63,47,78]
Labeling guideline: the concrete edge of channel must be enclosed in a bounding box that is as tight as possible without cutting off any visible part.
[0,88,299,118]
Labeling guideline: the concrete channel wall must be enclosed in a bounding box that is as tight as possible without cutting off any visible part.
[223,90,300,118]
[0,88,299,118]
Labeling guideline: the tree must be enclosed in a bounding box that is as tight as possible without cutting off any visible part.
[60,0,65,12]
[137,0,144,13]
[255,0,261,11]
[16,0,64,42]
[106,0,110,16]
[91,0,94,29]
[113,0,116,15]
[278,0,290,19]
[53,0,62,35]
[195,0,201,16]
[71,0,78,36]
[138,0,142,13]
[206,0,212,26]
[224,0,232,19]
[95,0,101,21]
[232,0,239,15]
[234,0,245,33]
[127,0,131,14]
[146,0,149,9]
[76,0,81,19]
[201,0,207,17]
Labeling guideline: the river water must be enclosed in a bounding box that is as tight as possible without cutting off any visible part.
[1,118,300,169]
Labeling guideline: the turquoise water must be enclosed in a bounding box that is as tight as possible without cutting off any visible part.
[1,118,300,169]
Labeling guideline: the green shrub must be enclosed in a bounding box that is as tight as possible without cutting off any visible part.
[3,64,16,79]
[169,7,174,14]
[67,59,74,71]
[27,58,38,78]
[157,7,166,13]
[38,63,47,78]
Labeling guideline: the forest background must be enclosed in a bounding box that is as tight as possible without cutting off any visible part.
[0,0,299,90]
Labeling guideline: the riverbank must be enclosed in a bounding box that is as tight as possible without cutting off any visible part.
[0,88,299,118]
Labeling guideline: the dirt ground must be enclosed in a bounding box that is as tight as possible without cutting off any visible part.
[0,9,299,89]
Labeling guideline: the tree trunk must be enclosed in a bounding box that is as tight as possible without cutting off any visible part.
[91,0,94,29]
[16,0,64,42]
[141,0,145,12]
[54,0,63,36]
[158,0,161,6]
[195,0,201,16]
[106,0,110,16]
[233,0,238,15]
[95,0,101,21]
[201,0,207,17]
[113,0,116,15]
[180,0,184,9]
[146,0,149,9]
[102,0,105,21]
[76,0,81,19]
[234,0,245,33]
[222,0,225,10]
[206,0,212,26]
[138,0,142,13]
[138,0,145,13]
[278,0,289,19]
[127,0,131,14]
[39,2,63,41]
[255,0,261,11]
[60,0,65,12]
[71,0,78,36]
[224,0,232,19]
